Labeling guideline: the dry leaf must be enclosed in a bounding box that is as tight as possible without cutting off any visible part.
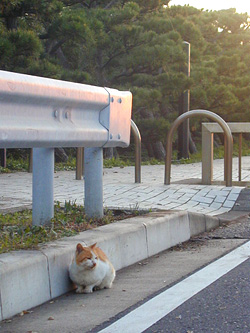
[48,316,54,321]
[24,310,33,314]
[20,310,33,316]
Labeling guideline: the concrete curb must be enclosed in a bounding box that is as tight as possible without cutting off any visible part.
[0,210,229,320]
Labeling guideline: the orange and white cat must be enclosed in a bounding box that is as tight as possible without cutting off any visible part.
[69,243,116,294]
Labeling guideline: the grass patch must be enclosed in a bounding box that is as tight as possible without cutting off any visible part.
[1,143,250,174]
[0,155,164,173]
[173,144,250,165]
[0,201,141,254]
[0,155,29,173]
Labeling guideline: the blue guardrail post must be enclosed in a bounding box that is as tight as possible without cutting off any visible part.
[84,147,104,218]
[32,148,54,225]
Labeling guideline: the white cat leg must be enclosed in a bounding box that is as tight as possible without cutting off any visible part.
[93,280,105,290]
[99,275,115,289]
[76,285,85,294]
[99,281,113,289]
[83,285,95,294]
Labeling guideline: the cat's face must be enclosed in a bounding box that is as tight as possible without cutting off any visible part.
[75,243,98,270]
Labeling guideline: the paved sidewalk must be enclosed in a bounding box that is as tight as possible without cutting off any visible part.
[1,156,250,216]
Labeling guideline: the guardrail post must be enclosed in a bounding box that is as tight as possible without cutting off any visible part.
[32,148,54,226]
[84,147,104,218]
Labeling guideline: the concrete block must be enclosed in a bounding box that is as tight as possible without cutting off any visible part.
[0,302,2,322]
[205,215,220,231]
[188,212,206,236]
[39,241,76,299]
[143,211,190,257]
[92,218,148,270]
[0,251,50,320]
[58,218,148,271]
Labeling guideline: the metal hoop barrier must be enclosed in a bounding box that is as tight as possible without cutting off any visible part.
[131,119,141,183]
[164,110,233,187]
[76,147,84,180]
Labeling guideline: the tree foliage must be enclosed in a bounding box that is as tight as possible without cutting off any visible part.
[1,1,250,158]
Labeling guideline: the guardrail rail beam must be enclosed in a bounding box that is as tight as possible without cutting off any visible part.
[0,70,132,224]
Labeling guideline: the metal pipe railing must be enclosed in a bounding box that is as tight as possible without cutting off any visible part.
[75,120,142,183]
[238,133,242,181]
[131,119,141,183]
[164,110,233,187]
[76,147,84,180]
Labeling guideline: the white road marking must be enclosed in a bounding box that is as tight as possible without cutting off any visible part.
[99,241,250,333]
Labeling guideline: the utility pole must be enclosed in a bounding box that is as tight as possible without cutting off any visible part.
[178,41,190,159]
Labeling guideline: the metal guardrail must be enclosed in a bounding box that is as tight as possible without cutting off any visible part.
[0,70,132,224]
[165,110,233,187]
[0,71,132,148]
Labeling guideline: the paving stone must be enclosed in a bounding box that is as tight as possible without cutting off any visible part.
[0,157,249,217]
[210,202,223,209]
[214,196,227,203]
[227,193,240,201]
[223,200,235,208]
[192,195,214,204]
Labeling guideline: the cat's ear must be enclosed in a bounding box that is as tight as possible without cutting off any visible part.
[76,243,84,254]
[90,243,97,249]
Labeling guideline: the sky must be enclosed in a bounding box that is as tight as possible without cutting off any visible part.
[169,0,250,15]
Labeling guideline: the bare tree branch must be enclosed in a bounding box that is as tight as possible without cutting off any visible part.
[104,0,120,9]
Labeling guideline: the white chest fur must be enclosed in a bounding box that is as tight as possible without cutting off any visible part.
[69,259,110,286]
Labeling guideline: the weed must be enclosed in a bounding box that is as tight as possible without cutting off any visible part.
[0,201,143,254]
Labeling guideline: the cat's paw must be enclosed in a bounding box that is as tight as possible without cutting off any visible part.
[83,287,93,294]
[98,283,112,290]
[105,283,113,289]
[76,286,85,294]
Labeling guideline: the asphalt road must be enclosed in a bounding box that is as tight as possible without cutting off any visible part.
[95,241,250,333]
[145,258,250,333]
